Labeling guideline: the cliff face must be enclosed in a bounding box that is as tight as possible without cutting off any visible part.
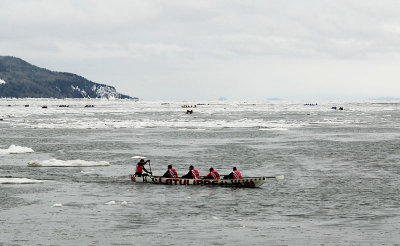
[0,56,135,99]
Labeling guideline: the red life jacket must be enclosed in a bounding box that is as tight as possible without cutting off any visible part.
[206,170,220,180]
[233,170,242,179]
[191,169,200,179]
[169,168,178,178]
[136,163,143,173]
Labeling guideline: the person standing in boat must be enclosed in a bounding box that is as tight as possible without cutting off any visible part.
[181,165,200,179]
[204,167,220,180]
[163,164,179,178]
[223,167,242,179]
[135,159,152,176]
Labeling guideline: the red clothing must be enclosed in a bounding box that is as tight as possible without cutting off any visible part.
[205,170,220,180]
[191,169,200,179]
[136,163,143,173]
[169,168,178,178]
[232,170,242,179]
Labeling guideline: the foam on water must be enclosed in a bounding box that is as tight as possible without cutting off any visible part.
[0,178,46,184]
[0,145,34,155]
[27,159,110,167]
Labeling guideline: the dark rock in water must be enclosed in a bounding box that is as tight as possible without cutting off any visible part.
[0,56,136,99]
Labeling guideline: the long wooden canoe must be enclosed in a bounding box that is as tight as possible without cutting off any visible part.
[130,174,272,188]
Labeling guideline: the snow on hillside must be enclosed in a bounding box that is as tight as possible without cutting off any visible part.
[92,85,119,99]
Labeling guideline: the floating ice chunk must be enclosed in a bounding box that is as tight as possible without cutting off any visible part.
[28,159,110,167]
[0,78,6,85]
[212,216,219,220]
[105,201,116,205]
[0,178,45,184]
[131,156,146,159]
[52,203,62,207]
[121,201,128,206]
[79,171,92,175]
[0,145,34,155]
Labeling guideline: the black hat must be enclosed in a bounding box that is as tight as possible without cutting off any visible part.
[209,167,214,171]
[233,167,237,171]
[139,159,145,163]
[189,165,194,169]
[168,165,172,169]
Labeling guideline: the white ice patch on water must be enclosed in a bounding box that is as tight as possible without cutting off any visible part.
[0,78,6,85]
[131,156,146,159]
[27,159,110,167]
[52,203,63,207]
[0,178,46,184]
[105,200,116,205]
[0,145,34,155]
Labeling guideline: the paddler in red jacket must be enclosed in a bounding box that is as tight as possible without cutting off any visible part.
[204,167,220,180]
[135,159,152,176]
[181,165,200,179]
[223,167,242,179]
[163,165,179,178]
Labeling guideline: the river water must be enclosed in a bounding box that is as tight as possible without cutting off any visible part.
[1,99,399,245]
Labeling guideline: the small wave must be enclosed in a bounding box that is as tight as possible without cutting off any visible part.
[0,178,46,184]
[0,145,34,155]
[27,159,110,167]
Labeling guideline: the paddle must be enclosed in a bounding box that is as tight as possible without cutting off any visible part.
[265,175,285,180]
[148,160,152,176]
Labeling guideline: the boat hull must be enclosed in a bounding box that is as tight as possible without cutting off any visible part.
[130,175,267,188]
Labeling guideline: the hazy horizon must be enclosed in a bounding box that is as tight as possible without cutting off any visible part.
[1,1,400,101]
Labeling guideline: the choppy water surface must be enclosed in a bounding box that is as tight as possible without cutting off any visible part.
[1,99,400,245]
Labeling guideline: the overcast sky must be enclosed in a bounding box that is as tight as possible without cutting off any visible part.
[1,0,400,101]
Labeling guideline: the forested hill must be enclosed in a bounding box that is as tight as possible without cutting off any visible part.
[0,56,135,99]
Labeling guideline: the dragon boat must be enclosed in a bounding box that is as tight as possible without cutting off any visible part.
[130,174,284,188]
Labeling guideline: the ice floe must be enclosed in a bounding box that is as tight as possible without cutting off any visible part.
[0,178,46,184]
[28,159,110,167]
[131,156,146,159]
[0,145,34,155]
